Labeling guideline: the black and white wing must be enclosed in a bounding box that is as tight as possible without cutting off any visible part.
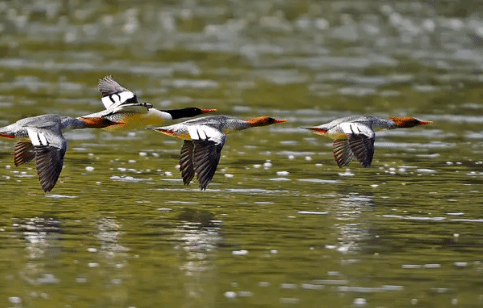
[340,122,375,167]
[26,127,67,192]
[187,125,227,190]
[98,76,139,110]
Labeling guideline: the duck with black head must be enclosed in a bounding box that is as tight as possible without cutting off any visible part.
[82,76,217,131]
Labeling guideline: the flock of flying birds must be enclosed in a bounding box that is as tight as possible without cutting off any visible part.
[0,76,433,192]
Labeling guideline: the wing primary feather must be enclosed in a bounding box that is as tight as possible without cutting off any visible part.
[179,141,195,185]
[192,140,223,190]
[332,139,354,167]
[347,135,375,167]
[34,145,66,192]
[98,76,127,97]
[14,141,36,166]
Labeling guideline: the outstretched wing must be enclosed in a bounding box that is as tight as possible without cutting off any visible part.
[35,145,66,192]
[98,75,128,96]
[14,141,36,166]
[193,139,224,190]
[332,139,354,167]
[27,127,67,192]
[186,125,226,190]
[179,140,195,185]
[98,76,138,110]
[109,102,152,114]
[347,134,375,167]
[340,122,375,167]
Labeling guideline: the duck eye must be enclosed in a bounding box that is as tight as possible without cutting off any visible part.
[267,118,275,124]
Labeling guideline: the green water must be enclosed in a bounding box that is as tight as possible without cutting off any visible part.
[1,1,483,307]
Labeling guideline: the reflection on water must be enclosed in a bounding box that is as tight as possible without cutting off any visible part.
[93,217,131,306]
[11,217,62,305]
[333,194,374,254]
[96,217,129,259]
[174,209,222,308]
[15,217,62,261]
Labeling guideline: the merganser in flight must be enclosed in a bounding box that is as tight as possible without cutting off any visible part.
[84,76,216,130]
[152,115,288,190]
[0,114,120,191]
[307,116,433,167]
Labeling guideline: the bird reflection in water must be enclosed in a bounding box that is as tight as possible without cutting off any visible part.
[14,217,62,286]
[96,217,129,259]
[333,193,375,254]
[173,208,222,308]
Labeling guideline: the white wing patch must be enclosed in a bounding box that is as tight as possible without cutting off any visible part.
[188,125,224,145]
[101,90,135,109]
[340,122,374,139]
[188,126,200,140]
[111,104,148,115]
[38,132,48,145]
[27,128,49,146]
